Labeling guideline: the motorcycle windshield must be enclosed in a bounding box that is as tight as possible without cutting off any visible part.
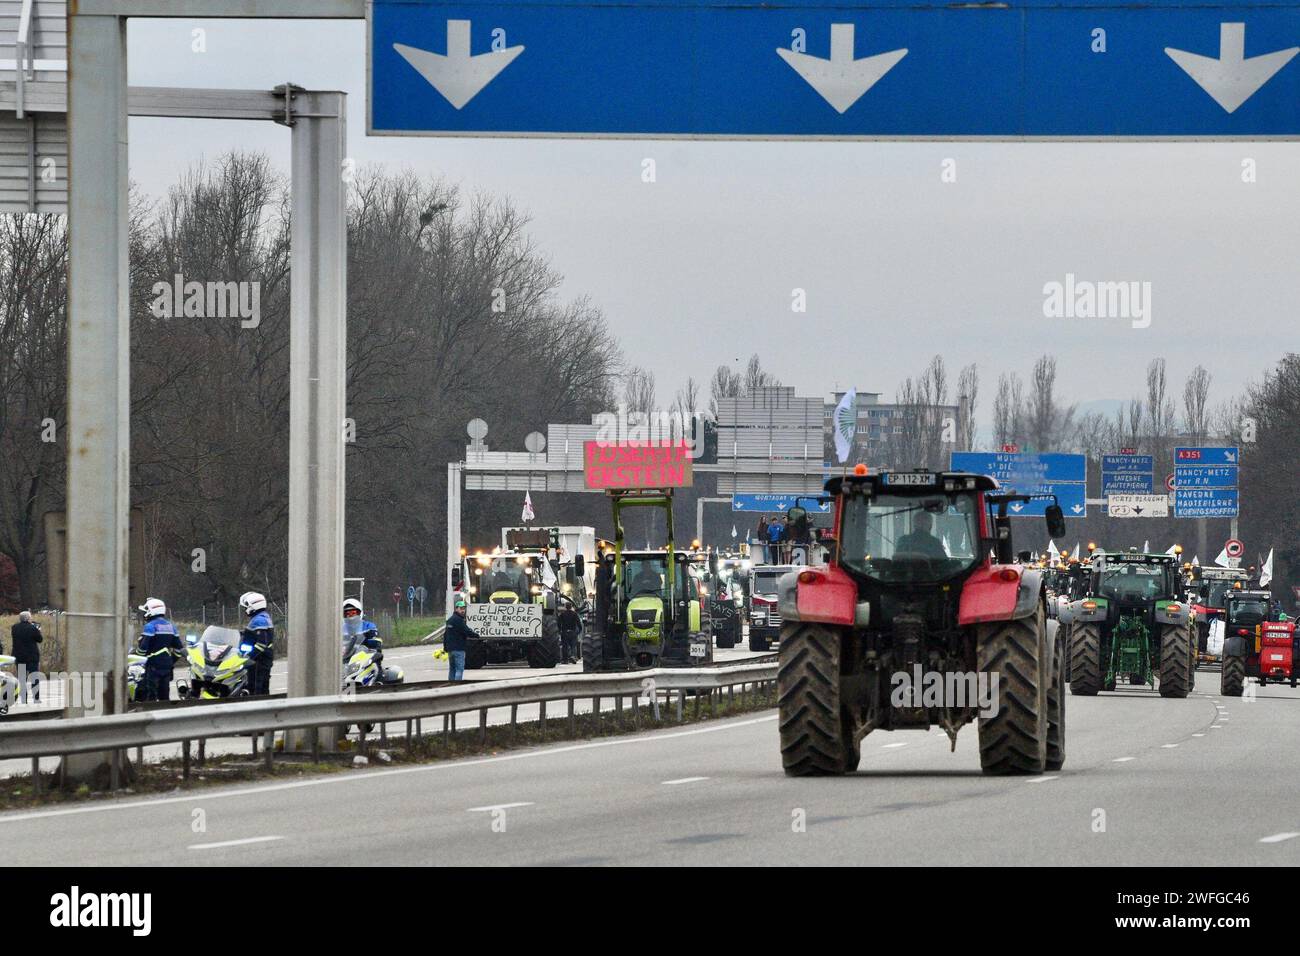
[201,626,242,647]
[342,617,364,637]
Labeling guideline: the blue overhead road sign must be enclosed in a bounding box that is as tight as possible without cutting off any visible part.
[732,494,831,513]
[1175,488,1239,518]
[370,1,1300,138]
[951,451,1087,517]
[1174,446,1239,466]
[1101,454,1154,496]
[1173,446,1239,517]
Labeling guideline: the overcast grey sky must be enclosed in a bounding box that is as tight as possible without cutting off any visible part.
[126,17,1296,421]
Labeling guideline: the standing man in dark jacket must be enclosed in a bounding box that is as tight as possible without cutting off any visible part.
[9,611,42,703]
[444,596,478,681]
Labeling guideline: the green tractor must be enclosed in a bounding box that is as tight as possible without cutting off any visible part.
[1063,549,1194,697]
[583,488,711,671]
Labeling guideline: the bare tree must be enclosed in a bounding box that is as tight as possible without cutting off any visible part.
[957,362,979,449]
[1182,365,1212,444]
[0,215,67,607]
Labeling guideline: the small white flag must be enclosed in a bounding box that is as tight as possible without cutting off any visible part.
[1165,544,1179,556]
[1143,539,1150,553]
[1214,546,1230,568]
[521,491,535,523]
[1261,548,1274,587]
[1192,555,1200,566]
[731,525,738,539]
[1048,540,1060,562]
[833,388,858,465]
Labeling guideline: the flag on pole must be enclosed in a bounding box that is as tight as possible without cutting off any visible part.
[833,388,858,465]
[731,525,738,539]
[1261,548,1274,587]
[1048,540,1060,562]
[1165,544,1178,556]
[1214,546,1230,568]
[1143,539,1150,553]
[1074,542,1081,562]
[1192,555,1199,566]
[521,491,535,523]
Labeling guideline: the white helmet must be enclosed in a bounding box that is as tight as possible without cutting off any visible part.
[239,591,267,616]
[139,597,167,619]
[342,598,363,618]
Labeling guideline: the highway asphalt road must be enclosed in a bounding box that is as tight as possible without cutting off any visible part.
[6,666,1299,865]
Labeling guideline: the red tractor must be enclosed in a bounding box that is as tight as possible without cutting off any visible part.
[775,468,1068,775]
[1220,589,1296,695]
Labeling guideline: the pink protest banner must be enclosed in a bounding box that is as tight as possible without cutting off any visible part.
[583,441,694,490]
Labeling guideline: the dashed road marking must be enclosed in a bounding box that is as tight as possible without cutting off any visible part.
[1191,733,1205,738]
[1028,776,1059,784]
[467,801,534,812]
[882,742,908,749]
[189,835,283,850]
[1161,744,1179,749]
[1113,757,1135,762]
[662,776,709,786]
[1259,832,1300,844]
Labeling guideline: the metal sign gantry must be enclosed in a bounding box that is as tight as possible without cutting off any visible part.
[66,0,360,779]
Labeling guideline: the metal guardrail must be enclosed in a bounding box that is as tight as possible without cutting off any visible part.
[0,662,779,764]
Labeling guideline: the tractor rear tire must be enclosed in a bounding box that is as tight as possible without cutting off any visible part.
[581,626,604,673]
[528,617,561,669]
[1158,624,1193,699]
[1046,624,1066,772]
[976,605,1048,775]
[1221,654,1245,697]
[1069,623,1102,696]
[465,642,488,671]
[777,623,860,776]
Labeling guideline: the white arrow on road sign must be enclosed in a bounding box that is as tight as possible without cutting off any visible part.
[1165,23,1299,114]
[1070,504,1084,514]
[394,20,524,110]
[776,24,907,114]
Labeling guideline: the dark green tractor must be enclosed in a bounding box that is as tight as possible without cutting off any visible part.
[1064,550,1194,698]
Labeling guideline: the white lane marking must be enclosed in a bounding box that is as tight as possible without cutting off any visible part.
[188,835,283,851]
[661,776,709,786]
[881,742,908,749]
[1210,725,1222,729]
[0,714,779,824]
[1028,776,1059,784]
[1161,744,1179,749]
[1259,832,1300,844]
[467,801,533,812]
[1191,733,1205,738]
[1113,757,1135,762]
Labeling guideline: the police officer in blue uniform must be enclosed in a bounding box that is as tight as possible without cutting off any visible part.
[239,591,275,695]
[137,598,182,701]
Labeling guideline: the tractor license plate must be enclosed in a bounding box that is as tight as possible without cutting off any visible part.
[689,642,707,658]
[884,473,934,486]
